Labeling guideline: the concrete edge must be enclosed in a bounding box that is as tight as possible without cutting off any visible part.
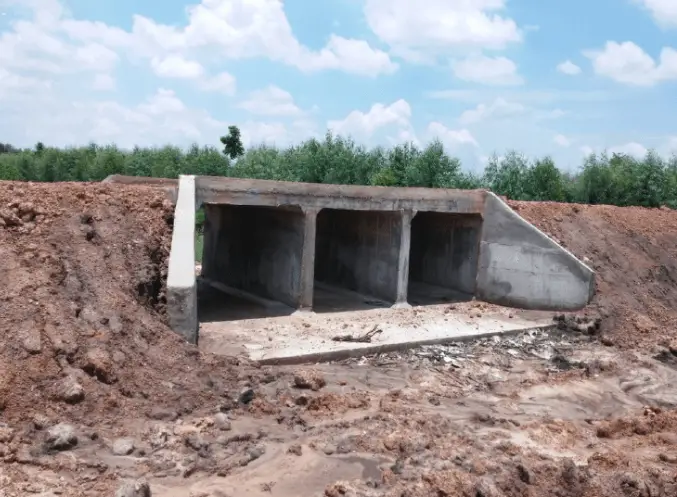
[255,324,557,366]
[167,175,198,343]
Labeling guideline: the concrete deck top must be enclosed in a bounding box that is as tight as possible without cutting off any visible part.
[196,176,487,213]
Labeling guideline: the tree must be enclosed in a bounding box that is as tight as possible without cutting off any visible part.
[220,126,244,160]
[0,143,18,154]
[526,156,566,201]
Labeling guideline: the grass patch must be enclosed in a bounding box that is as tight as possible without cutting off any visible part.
[195,232,203,263]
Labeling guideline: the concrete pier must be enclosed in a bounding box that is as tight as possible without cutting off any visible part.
[164,175,595,343]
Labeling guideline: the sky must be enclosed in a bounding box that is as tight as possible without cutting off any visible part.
[1,0,677,172]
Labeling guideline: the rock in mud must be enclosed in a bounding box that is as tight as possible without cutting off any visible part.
[474,479,501,497]
[0,208,22,227]
[248,445,266,461]
[184,433,208,452]
[516,462,531,484]
[147,407,178,421]
[115,479,151,497]
[21,329,42,354]
[32,414,49,430]
[239,388,255,404]
[81,347,116,384]
[44,423,77,452]
[287,444,302,456]
[0,424,14,443]
[112,438,136,456]
[214,413,231,431]
[293,370,326,391]
[56,376,85,404]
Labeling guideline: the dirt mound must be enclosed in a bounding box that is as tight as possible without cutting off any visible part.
[510,201,677,351]
[0,181,253,427]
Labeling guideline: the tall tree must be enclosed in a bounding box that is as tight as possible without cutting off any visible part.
[220,126,245,160]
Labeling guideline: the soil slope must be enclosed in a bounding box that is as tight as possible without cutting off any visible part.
[511,200,677,350]
[0,181,256,434]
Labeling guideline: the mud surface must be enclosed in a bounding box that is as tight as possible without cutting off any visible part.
[2,183,677,496]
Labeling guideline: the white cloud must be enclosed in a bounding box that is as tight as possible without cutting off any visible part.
[667,136,677,153]
[556,60,581,75]
[296,35,398,76]
[198,72,236,95]
[580,142,648,158]
[238,86,302,117]
[585,41,677,86]
[4,0,397,80]
[609,141,648,158]
[459,98,526,124]
[140,0,396,76]
[0,68,51,100]
[580,145,594,157]
[633,0,677,28]
[328,100,412,138]
[150,54,204,79]
[554,134,571,147]
[238,118,319,147]
[451,54,523,85]
[75,43,119,72]
[546,108,567,119]
[364,0,521,61]
[92,73,115,91]
[427,122,478,148]
[2,80,312,148]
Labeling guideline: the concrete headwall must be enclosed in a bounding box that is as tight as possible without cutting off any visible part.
[315,210,403,303]
[166,175,198,343]
[409,212,482,295]
[201,204,306,307]
[476,193,595,310]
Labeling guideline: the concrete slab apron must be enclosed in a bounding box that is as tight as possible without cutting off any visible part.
[199,306,554,365]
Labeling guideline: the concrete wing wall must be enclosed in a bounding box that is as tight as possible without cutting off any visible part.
[476,192,595,311]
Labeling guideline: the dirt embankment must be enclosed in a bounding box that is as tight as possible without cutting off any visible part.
[2,182,677,497]
[0,181,261,429]
[510,201,677,351]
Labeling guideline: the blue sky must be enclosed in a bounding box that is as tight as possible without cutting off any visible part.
[1,0,676,171]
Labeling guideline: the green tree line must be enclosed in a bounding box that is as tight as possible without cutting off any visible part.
[1,131,677,208]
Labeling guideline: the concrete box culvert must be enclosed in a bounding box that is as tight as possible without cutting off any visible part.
[165,175,595,343]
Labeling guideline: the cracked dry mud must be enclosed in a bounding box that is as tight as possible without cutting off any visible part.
[2,181,677,496]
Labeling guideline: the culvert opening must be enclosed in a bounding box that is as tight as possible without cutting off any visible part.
[408,212,482,306]
[197,204,303,322]
[313,208,402,312]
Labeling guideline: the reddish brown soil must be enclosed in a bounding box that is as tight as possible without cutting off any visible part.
[510,201,677,351]
[0,182,260,424]
[2,182,677,497]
